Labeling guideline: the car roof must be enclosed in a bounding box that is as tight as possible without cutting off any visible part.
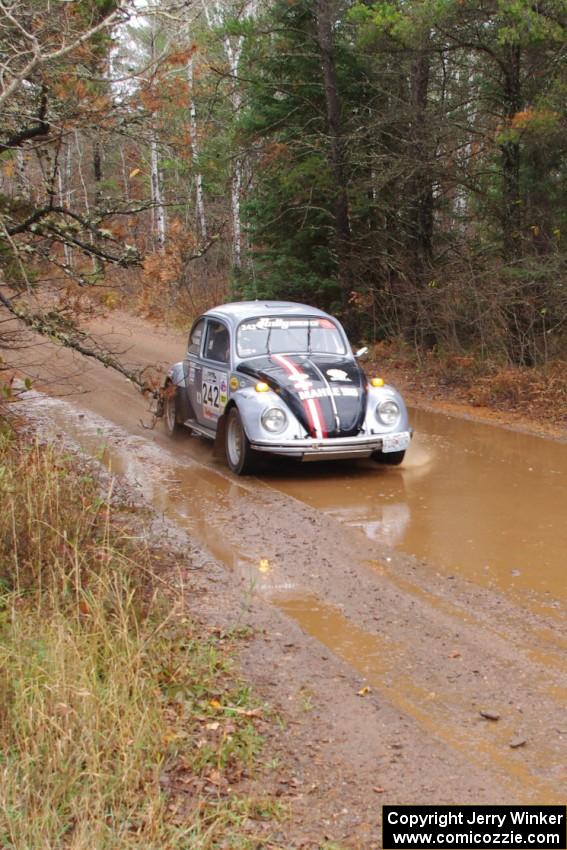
[203,300,334,327]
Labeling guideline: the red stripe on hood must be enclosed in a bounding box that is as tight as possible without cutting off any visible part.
[271,354,327,439]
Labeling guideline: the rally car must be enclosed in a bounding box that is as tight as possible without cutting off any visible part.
[162,301,411,475]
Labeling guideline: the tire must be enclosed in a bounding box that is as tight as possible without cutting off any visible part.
[372,449,406,466]
[163,383,182,436]
[225,406,258,475]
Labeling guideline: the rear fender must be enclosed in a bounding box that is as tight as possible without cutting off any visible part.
[165,361,193,422]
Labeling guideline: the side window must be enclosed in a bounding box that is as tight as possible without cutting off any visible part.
[204,320,230,363]
[188,319,205,356]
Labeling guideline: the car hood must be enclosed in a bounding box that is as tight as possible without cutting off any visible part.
[236,354,367,438]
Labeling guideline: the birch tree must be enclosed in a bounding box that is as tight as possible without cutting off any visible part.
[202,0,258,268]
[147,27,167,250]
[187,40,207,239]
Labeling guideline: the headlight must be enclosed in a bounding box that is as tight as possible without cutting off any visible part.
[376,399,400,427]
[261,407,288,434]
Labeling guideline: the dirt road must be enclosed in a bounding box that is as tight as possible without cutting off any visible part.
[8,312,567,847]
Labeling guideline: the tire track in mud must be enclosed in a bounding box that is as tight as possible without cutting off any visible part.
[21,390,567,809]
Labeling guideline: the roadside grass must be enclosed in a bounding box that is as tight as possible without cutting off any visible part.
[0,427,286,849]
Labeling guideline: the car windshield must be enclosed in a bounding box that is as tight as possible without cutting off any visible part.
[236,316,346,358]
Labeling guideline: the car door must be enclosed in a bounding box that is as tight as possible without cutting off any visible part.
[195,318,231,428]
[183,317,206,422]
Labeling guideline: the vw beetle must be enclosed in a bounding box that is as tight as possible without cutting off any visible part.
[163,301,412,475]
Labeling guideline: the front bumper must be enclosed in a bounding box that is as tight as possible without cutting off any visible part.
[250,431,411,461]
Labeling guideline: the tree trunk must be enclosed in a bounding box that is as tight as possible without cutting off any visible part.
[15,149,31,200]
[93,138,103,206]
[408,48,433,275]
[150,130,166,251]
[187,48,207,241]
[224,35,244,269]
[120,145,130,202]
[58,140,73,269]
[187,53,207,240]
[314,0,352,310]
[500,44,522,262]
[202,0,258,268]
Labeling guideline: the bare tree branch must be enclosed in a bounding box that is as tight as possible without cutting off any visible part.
[0,4,129,111]
[0,287,160,397]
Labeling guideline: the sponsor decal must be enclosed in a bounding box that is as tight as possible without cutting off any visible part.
[202,370,228,420]
[326,368,350,381]
[242,318,333,331]
[299,387,331,401]
[290,372,313,393]
[299,386,359,401]
[229,376,239,391]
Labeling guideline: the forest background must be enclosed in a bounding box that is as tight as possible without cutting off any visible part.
[1,0,566,412]
[2,3,566,845]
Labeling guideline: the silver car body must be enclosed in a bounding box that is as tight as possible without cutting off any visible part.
[166,301,411,462]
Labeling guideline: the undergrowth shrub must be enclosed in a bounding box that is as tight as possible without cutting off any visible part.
[468,362,567,418]
[370,341,567,424]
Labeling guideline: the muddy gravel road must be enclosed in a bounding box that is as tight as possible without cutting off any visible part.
[7,312,567,847]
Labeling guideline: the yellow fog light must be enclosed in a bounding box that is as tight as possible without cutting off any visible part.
[371,377,385,388]
[255,381,270,392]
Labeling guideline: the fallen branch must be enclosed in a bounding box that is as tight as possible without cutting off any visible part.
[0,289,160,399]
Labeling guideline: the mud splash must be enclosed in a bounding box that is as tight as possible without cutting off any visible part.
[267,408,567,606]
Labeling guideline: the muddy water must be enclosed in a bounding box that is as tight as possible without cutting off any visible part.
[37,396,296,597]
[26,392,567,801]
[276,596,566,802]
[266,408,567,605]
[15,309,566,606]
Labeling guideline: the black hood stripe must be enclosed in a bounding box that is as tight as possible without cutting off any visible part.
[308,358,341,433]
[271,354,327,438]
[236,354,367,437]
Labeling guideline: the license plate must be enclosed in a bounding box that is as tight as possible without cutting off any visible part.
[382,431,411,453]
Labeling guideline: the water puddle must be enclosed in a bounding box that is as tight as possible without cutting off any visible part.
[277,594,565,802]
[23,392,567,799]
[32,395,295,597]
[266,409,567,608]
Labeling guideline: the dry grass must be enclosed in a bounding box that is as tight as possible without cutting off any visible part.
[0,428,284,849]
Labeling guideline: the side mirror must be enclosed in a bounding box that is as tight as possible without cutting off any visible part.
[354,346,369,359]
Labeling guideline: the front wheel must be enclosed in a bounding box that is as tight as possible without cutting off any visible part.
[225,406,258,475]
[372,449,406,466]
